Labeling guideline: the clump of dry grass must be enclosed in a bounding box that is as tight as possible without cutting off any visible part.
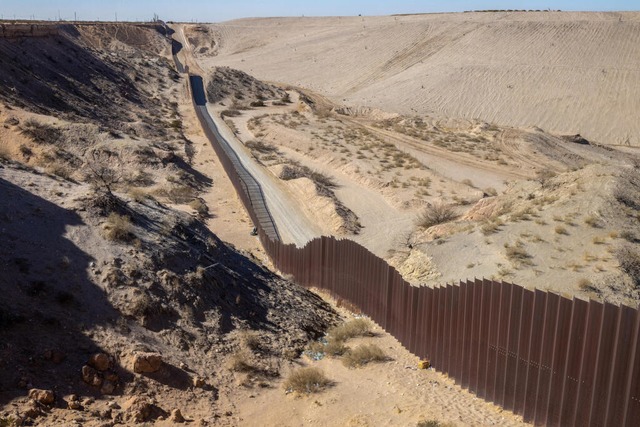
[555,225,569,235]
[0,144,11,161]
[342,344,387,368]
[584,214,601,228]
[189,198,209,217]
[103,213,134,242]
[504,241,533,266]
[20,118,62,144]
[227,351,256,372]
[416,203,457,229]
[326,318,372,342]
[284,367,331,394]
[616,244,640,286]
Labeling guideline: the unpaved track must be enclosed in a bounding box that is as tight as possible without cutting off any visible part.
[173,24,321,247]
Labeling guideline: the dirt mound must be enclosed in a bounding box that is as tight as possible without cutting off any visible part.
[0,23,177,131]
[206,66,286,104]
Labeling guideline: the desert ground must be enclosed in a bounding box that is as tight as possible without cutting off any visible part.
[1,10,639,427]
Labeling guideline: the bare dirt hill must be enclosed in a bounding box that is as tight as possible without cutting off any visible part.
[192,11,640,147]
[0,23,341,426]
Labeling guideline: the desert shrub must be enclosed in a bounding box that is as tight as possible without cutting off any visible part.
[616,244,640,287]
[324,340,348,357]
[342,344,387,368]
[0,145,11,161]
[169,119,182,130]
[281,93,292,103]
[614,168,640,210]
[250,100,265,107]
[279,164,337,189]
[239,331,261,351]
[245,140,278,154]
[103,213,134,242]
[416,203,457,229]
[327,318,372,342]
[578,278,595,291]
[20,119,62,144]
[505,242,532,266]
[128,187,152,203]
[584,215,601,228]
[417,421,456,427]
[484,187,498,196]
[284,367,331,394]
[555,225,569,235]
[157,184,198,204]
[46,161,72,179]
[228,351,255,372]
[481,220,501,235]
[221,109,241,118]
[189,198,209,217]
[19,144,32,157]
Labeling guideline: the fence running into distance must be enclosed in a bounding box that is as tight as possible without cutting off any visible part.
[183,62,640,426]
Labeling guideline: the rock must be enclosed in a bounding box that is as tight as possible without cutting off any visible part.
[171,409,185,423]
[107,401,120,410]
[28,389,55,405]
[89,353,111,371]
[100,380,116,395]
[82,365,103,387]
[192,376,205,388]
[131,352,163,373]
[68,399,82,410]
[104,371,119,382]
[43,349,66,364]
[123,396,152,422]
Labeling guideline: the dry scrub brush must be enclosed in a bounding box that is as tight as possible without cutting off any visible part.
[616,244,640,287]
[342,343,387,368]
[284,367,331,394]
[326,318,372,342]
[103,213,135,242]
[416,203,458,229]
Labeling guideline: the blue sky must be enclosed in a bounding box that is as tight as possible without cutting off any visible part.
[1,1,638,22]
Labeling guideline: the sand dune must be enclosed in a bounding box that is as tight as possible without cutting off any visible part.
[194,11,640,147]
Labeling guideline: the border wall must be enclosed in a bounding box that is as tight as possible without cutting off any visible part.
[183,58,640,426]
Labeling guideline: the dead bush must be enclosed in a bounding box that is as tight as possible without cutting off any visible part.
[227,351,256,372]
[614,168,640,210]
[103,213,134,242]
[416,203,457,229]
[284,367,331,394]
[342,344,387,368]
[246,140,278,154]
[0,145,11,161]
[189,198,209,217]
[327,318,372,342]
[221,109,241,118]
[20,119,62,144]
[616,244,640,287]
[505,241,533,266]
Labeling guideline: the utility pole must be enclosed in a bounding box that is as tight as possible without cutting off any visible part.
[115,12,118,22]
[74,12,76,21]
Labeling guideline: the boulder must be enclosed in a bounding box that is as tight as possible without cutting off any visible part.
[82,365,103,387]
[132,352,163,373]
[88,353,111,371]
[123,396,153,422]
[28,389,55,405]
[100,380,116,395]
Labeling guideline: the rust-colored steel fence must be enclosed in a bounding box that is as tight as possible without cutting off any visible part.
[186,67,640,426]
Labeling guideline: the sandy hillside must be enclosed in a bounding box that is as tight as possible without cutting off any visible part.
[188,11,640,147]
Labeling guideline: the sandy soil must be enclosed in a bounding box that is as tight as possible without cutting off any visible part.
[191,12,640,148]
[232,292,527,427]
